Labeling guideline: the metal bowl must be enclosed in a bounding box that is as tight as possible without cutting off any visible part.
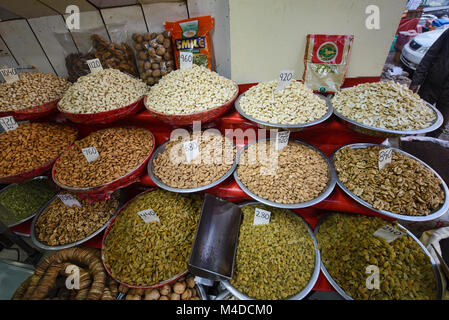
[235,92,333,132]
[30,190,124,251]
[314,214,443,300]
[221,201,321,300]
[0,176,58,228]
[331,143,449,222]
[332,96,443,138]
[148,137,238,193]
[234,139,337,209]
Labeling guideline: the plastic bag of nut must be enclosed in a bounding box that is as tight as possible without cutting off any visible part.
[132,31,175,86]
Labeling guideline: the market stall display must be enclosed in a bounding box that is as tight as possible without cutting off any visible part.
[102,189,203,287]
[31,191,121,250]
[332,143,449,221]
[0,72,71,119]
[57,68,147,124]
[123,275,205,300]
[144,64,238,125]
[332,81,443,137]
[52,127,154,193]
[149,131,236,192]
[11,247,118,300]
[0,177,57,227]
[0,122,78,184]
[222,203,319,300]
[315,213,440,300]
[235,80,332,130]
[132,31,175,86]
[234,139,336,209]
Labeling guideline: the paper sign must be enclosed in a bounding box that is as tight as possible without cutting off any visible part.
[276,70,294,92]
[378,148,393,170]
[86,58,103,73]
[183,140,199,163]
[0,116,18,132]
[373,225,406,243]
[275,131,290,151]
[254,208,271,225]
[0,68,19,83]
[137,209,160,224]
[180,52,193,69]
[58,194,81,208]
[82,147,99,163]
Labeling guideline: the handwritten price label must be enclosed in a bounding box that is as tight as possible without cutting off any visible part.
[276,70,294,92]
[183,140,199,163]
[373,225,406,243]
[0,68,19,83]
[253,208,271,225]
[0,116,18,132]
[180,52,193,69]
[378,148,393,170]
[137,209,160,224]
[58,194,82,208]
[82,147,99,163]
[86,58,103,73]
[275,131,290,151]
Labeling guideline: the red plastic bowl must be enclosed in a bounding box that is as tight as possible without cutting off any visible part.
[13,99,59,121]
[143,86,239,126]
[101,188,188,289]
[58,97,144,125]
[51,127,155,199]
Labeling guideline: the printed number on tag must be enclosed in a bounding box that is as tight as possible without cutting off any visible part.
[378,148,393,170]
[276,70,294,92]
[180,52,193,69]
[254,208,271,225]
[137,209,160,224]
[275,131,290,151]
[183,140,199,163]
[58,194,82,208]
[82,147,99,163]
[0,68,19,83]
[373,225,406,243]
[86,58,103,73]
[0,116,18,132]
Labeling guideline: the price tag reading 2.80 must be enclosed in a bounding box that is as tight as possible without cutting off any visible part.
[253,208,271,225]
[378,148,393,170]
[276,70,294,92]
[180,52,193,69]
[137,209,160,224]
[82,147,99,163]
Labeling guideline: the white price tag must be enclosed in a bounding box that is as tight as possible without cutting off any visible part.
[378,148,393,170]
[86,58,103,73]
[0,116,18,132]
[373,225,406,243]
[0,68,19,83]
[82,147,99,163]
[276,70,294,92]
[275,131,290,151]
[58,194,82,208]
[253,208,271,225]
[137,209,160,224]
[180,51,193,69]
[183,140,199,163]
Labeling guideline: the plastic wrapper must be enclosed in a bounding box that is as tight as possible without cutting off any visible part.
[303,34,354,93]
[132,31,175,86]
[165,16,214,70]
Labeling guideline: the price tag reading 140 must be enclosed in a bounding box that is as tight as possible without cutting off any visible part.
[276,70,294,92]
[0,116,18,132]
[378,148,393,170]
[137,209,160,224]
[86,58,103,73]
[82,147,99,163]
[180,51,193,69]
[254,208,271,225]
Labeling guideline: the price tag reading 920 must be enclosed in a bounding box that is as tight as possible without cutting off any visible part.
[254,208,271,225]
[0,68,19,83]
[276,70,294,92]
[58,194,81,208]
[86,58,103,73]
[378,148,393,170]
[137,209,160,224]
[275,131,290,151]
[82,147,99,163]
[183,140,199,163]
[0,116,18,132]
[180,52,193,69]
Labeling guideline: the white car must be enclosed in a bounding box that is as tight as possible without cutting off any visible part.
[401,27,448,70]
